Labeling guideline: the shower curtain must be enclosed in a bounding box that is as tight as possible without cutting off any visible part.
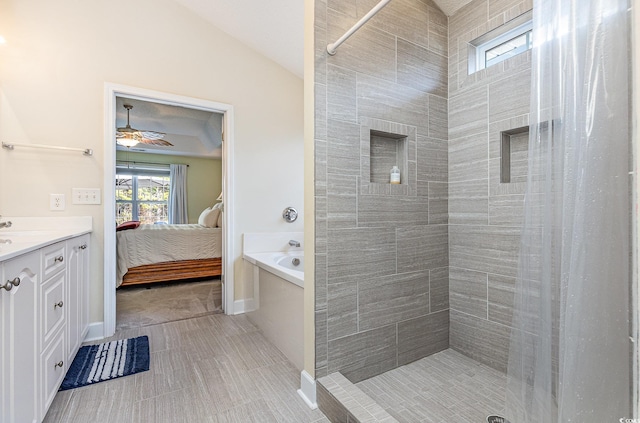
[505,0,632,422]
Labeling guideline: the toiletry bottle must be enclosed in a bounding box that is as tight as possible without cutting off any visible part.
[390,166,401,184]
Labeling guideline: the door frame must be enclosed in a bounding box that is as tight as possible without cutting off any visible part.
[103,83,235,337]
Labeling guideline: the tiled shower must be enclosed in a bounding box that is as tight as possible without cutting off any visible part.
[314,0,534,387]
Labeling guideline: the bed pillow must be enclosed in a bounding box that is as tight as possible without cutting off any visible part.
[198,207,220,228]
[216,209,223,227]
[116,221,140,231]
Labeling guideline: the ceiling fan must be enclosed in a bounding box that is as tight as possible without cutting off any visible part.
[116,104,173,147]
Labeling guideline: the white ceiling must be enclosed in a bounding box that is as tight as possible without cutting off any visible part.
[170,0,473,78]
[115,97,223,158]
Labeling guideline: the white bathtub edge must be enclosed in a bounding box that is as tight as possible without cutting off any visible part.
[243,252,304,288]
[297,370,318,409]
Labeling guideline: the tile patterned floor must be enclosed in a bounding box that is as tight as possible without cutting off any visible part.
[356,349,507,423]
[116,278,223,331]
[44,314,329,423]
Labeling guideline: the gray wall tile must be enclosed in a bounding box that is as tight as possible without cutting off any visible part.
[488,194,525,226]
[488,69,531,123]
[397,310,449,366]
[449,85,487,139]
[417,136,448,183]
[317,381,349,423]
[449,267,488,319]
[327,228,397,280]
[328,65,358,123]
[450,309,510,372]
[328,324,398,383]
[358,195,430,227]
[449,132,488,183]
[428,95,448,140]
[448,179,489,224]
[397,39,447,97]
[328,119,361,176]
[358,271,430,331]
[449,225,520,277]
[397,225,449,272]
[428,182,448,224]
[316,254,328,311]
[487,273,516,326]
[327,280,358,340]
[327,174,358,229]
[357,0,431,48]
[430,267,449,312]
[316,310,328,370]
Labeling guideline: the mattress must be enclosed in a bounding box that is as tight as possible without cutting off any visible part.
[116,224,222,287]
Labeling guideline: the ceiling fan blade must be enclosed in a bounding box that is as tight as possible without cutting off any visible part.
[138,138,173,147]
[140,130,166,140]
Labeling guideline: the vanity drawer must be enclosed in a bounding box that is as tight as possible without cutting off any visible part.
[40,332,66,419]
[41,273,66,347]
[41,241,66,280]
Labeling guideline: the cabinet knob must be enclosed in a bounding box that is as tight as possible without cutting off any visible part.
[54,255,64,263]
[54,301,64,309]
[1,277,20,291]
[79,244,87,250]
[55,361,64,369]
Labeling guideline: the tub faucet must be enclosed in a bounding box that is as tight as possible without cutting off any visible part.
[289,240,301,247]
[0,216,11,229]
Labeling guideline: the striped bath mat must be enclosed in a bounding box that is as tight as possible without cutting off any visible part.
[60,336,150,391]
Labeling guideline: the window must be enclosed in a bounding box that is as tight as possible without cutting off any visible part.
[116,167,170,225]
[469,11,533,74]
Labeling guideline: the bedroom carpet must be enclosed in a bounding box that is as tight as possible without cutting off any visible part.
[116,278,222,330]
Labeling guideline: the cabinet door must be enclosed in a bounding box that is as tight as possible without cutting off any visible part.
[79,234,90,341]
[1,251,39,423]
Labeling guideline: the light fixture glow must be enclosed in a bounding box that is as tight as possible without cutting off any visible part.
[0,36,6,45]
[116,136,139,148]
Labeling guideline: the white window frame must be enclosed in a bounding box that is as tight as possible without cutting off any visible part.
[468,10,533,74]
[115,168,171,223]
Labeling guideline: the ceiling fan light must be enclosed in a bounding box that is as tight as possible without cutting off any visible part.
[117,136,139,148]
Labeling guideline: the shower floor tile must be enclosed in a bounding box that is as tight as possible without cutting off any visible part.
[356,349,507,423]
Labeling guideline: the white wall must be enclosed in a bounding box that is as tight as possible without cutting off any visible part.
[0,0,304,323]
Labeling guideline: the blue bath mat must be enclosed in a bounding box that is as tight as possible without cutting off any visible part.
[60,336,150,391]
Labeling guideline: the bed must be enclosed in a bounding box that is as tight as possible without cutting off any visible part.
[116,224,222,287]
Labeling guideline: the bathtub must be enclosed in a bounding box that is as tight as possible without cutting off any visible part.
[243,249,304,370]
[243,251,304,288]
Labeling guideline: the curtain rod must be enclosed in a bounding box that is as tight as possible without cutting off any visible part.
[327,0,392,55]
[116,160,189,167]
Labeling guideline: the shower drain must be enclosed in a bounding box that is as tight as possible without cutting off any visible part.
[486,415,511,423]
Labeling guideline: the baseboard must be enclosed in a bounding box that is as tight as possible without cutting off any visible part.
[297,370,317,409]
[233,298,256,315]
[84,322,105,342]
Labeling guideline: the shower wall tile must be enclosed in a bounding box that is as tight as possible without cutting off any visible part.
[449,225,520,278]
[488,194,525,226]
[397,310,449,366]
[428,4,448,57]
[327,227,397,280]
[430,267,449,312]
[449,267,488,319]
[315,84,328,141]
[448,133,488,184]
[358,271,430,331]
[356,0,431,48]
[316,253,328,311]
[315,195,327,254]
[428,182,448,224]
[487,273,516,326]
[316,381,349,423]
[358,195,430,227]
[449,0,488,51]
[397,39,447,97]
[327,119,361,176]
[327,65,358,123]
[416,136,448,183]
[397,225,449,272]
[428,95,448,140]
[488,69,532,123]
[328,324,397,383]
[327,8,397,82]
[449,85,488,140]
[316,309,329,370]
[450,310,511,373]
[327,174,358,229]
[448,179,489,224]
[327,280,358,340]
[357,74,430,135]
[328,0,357,18]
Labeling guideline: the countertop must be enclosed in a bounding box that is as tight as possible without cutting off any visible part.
[0,216,93,262]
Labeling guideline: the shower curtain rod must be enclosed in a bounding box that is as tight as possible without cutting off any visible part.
[327,0,392,55]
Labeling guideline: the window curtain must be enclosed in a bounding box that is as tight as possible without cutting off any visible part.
[504,0,632,422]
[169,164,188,224]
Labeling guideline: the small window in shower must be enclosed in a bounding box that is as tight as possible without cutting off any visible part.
[469,10,533,74]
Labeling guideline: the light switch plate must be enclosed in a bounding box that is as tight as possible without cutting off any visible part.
[72,188,101,205]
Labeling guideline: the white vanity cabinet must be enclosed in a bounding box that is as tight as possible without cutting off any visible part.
[0,232,91,423]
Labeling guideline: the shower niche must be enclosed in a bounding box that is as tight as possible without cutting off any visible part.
[500,125,529,184]
[360,118,416,196]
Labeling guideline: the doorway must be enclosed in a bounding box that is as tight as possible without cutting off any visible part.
[103,83,235,337]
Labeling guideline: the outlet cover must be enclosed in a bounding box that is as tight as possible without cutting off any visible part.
[50,194,65,211]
